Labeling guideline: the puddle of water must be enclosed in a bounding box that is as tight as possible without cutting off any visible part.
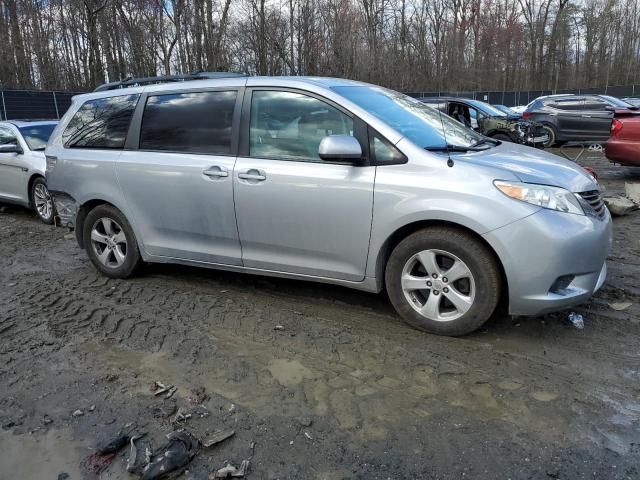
[0,429,85,480]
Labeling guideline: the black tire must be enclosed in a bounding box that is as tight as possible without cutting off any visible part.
[492,133,513,142]
[31,177,55,224]
[541,124,557,148]
[385,227,501,336]
[83,204,141,278]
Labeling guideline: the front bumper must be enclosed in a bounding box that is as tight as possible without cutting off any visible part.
[483,207,612,316]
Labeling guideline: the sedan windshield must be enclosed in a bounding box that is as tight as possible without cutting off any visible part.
[19,124,57,151]
[332,86,486,149]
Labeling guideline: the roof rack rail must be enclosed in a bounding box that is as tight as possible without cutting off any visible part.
[94,71,247,92]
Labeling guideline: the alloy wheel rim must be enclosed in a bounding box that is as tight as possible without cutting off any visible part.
[34,183,53,221]
[401,249,476,322]
[91,217,128,268]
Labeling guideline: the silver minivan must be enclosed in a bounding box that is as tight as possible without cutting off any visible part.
[46,75,611,336]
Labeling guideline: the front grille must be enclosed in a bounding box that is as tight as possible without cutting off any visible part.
[578,190,606,219]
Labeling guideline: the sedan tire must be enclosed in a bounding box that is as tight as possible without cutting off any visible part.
[31,177,55,224]
[83,204,141,278]
[385,227,501,336]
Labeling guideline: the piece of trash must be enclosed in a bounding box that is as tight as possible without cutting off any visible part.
[63,233,75,240]
[126,433,147,473]
[188,387,209,405]
[274,325,285,331]
[567,312,584,329]
[289,440,294,445]
[211,460,250,478]
[72,409,84,417]
[140,430,199,480]
[603,196,637,216]
[165,385,178,399]
[202,429,235,448]
[152,381,177,398]
[304,431,312,440]
[172,407,192,424]
[228,403,235,413]
[609,302,632,311]
[89,405,96,412]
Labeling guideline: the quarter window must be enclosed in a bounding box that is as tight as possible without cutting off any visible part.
[63,94,139,148]
[140,91,237,154]
[369,129,406,165]
[250,91,353,162]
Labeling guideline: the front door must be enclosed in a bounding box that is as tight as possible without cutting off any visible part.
[117,89,242,265]
[0,126,28,203]
[233,89,375,281]
[580,97,615,142]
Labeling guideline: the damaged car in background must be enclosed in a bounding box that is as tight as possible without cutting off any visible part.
[419,97,548,148]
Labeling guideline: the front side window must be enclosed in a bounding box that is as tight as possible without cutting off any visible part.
[250,90,353,162]
[140,91,237,154]
[63,94,139,148]
[0,127,18,146]
[19,124,56,151]
[333,86,484,149]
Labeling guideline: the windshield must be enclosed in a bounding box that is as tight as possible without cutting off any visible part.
[332,86,485,149]
[599,95,636,108]
[19,124,57,151]
[466,100,507,117]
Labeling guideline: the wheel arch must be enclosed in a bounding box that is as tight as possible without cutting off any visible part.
[373,219,509,306]
[76,198,120,248]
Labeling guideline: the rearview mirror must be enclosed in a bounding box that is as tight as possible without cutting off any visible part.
[318,135,362,162]
[0,143,22,154]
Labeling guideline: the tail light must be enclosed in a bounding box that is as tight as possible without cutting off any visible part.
[522,111,532,119]
[611,119,623,136]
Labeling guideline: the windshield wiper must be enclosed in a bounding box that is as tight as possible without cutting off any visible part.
[425,144,489,153]
[470,138,500,148]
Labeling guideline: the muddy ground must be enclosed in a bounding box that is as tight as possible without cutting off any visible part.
[1,149,640,480]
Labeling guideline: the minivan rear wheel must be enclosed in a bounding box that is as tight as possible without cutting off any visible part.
[83,204,141,278]
[385,227,501,336]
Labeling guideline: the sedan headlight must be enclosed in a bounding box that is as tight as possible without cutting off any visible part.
[494,180,584,215]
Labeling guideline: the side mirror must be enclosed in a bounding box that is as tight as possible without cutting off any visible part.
[318,135,362,162]
[0,143,22,154]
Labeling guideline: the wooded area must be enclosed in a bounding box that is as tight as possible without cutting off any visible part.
[1,0,639,93]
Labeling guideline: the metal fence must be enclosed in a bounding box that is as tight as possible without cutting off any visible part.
[0,89,81,121]
[2,84,639,120]
[405,85,640,106]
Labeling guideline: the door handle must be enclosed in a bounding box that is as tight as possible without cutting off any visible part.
[203,166,228,178]
[238,170,266,182]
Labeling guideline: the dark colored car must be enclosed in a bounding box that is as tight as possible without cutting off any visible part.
[522,94,638,147]
[419,97,548,148]
[605,113,640,166]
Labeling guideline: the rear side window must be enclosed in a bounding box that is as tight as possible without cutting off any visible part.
[550,98,584,111]
[139,91,237,154]
[63,94,139,149]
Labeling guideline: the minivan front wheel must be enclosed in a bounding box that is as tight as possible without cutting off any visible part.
[385,227,501,336]
[84,204,141,278]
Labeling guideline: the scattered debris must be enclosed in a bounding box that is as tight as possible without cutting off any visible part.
[603,196,637,216]
[151,381,177,398]
[202,429,235,448]
[140,430,199,480]
[172,407,192,424]
[567,312,584,330]
[609,302,632,311]
[72,409,84,417]
[304,431,313,440]
[126,433,147,473]
[89,405,96,412]
[42,415,53,425]
[228,403,236,413]
[211,460,250,478]
[273,325,285,331]
[63,233,75,240]
[188,387,210,405]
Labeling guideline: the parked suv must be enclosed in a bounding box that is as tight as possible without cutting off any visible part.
[0,120,58,223]
[419,97,547,147]
[46,75,611,336]
[523,94,638,147]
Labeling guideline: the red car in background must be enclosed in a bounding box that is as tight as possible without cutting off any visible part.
[605,112,640,166]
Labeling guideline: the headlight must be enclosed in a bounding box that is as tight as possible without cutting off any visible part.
[494,180,584,215]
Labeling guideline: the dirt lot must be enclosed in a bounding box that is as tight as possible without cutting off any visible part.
[1,149,640,480]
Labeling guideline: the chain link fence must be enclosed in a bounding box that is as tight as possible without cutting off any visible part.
[405,85,639,106]
[2,84,639,120]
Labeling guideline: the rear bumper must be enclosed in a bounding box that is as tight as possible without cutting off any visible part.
[483,207,612,316]
[604,140,640,166]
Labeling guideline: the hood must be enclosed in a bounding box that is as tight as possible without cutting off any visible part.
[460,142,598,192]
